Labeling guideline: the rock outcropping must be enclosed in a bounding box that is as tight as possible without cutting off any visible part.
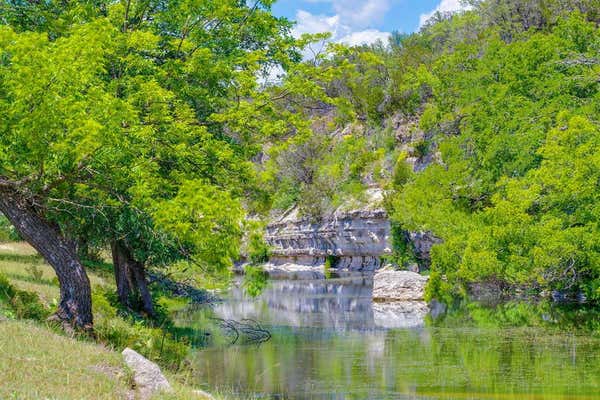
[266,203,391,271]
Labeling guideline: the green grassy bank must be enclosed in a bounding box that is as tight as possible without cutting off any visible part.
[0,242,219,400]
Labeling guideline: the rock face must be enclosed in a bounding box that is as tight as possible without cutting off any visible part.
[122,348,172,400]
[372,270,429,302]
[264,184,440,272]
[266,200,391,271]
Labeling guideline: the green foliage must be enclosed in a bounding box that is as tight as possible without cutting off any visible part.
[245,221,270,265]
[1,0,599,310]
[0,216,20,242]
[0,0,301,295]
[385,223,418,269]
[325,255,340,270]
[412,140,430,159]
[380,10,600,302]
[152,181,244,272]
[92,288,189,370]
[255,2,600,303]
[0,273,50,320]
[391,152,413,189]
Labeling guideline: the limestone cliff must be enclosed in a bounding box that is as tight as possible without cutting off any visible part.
[265,200,439,272]
[266,191,391,271]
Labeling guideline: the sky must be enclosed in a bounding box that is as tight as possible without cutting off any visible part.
[272,0,469,46]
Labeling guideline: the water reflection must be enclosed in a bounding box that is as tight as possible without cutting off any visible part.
[187,277,600,400]
[212,276,428,330]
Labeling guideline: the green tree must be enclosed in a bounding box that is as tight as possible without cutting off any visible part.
[0,0,298,328]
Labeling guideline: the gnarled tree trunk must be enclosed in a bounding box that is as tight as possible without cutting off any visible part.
[0,187,93,330]
[111,240,154,317]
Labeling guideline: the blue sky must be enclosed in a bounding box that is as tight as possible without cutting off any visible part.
[271,0,468,45]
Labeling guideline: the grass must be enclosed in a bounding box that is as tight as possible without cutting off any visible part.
[0,242,109,305]
[0,242,221,400]
[0,320,132,400]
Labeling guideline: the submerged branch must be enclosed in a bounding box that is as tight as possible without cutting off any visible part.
[211,317,271,345]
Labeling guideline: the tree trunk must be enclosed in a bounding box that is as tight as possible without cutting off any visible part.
[111,241,135,309]
[111,240,154,317]
[0,188,93,330]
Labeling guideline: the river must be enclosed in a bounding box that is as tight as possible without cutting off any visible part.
[178,275,600,400]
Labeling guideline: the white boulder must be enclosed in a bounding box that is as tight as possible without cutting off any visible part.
[122,348,172,400]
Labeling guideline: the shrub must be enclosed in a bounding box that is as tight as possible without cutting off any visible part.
[412,140,429,159]
[325,255,340,269]
[0,273,50,320]
[392,152,413,189]
[384,223,418,270]
[0,216,21,242]
[245,222,270,265]
[92,288,189,370]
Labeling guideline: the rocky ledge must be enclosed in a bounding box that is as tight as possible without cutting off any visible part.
[266,194,391,271]
[264,189,439,273]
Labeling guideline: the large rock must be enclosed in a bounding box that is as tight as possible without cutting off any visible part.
[122,348,172,400]
[372,270,429,302]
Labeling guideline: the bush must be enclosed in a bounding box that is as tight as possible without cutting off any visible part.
[325,255,340,270]
[0,216,21,242]
[383,223,418,270]
[412,140,429,159]
[246,223,270,265]
[0,273,50,320]
[392,152,413,189]
[92,288,189,370]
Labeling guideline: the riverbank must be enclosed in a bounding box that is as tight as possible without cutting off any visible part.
[0,242,222,400]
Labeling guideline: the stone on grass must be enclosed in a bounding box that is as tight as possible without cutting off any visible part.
[122,347,172,400]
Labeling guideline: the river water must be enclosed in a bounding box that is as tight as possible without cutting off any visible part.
[182,275,600,400]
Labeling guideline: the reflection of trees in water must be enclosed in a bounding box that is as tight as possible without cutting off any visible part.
[193,325,600,399]
[194,285,600,399]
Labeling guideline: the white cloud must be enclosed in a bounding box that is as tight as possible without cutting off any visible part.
[419,0,470,27]
[292,10,341,38]
[301,0,390,28]
[339,29,391,46]
[292,8,390,48]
